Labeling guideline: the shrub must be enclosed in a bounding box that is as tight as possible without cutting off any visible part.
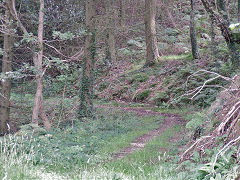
[134,90,152,101]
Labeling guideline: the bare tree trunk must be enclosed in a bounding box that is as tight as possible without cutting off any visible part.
[0,0,13,135]
[190,0,199,59]
[32,0,51,130]
[78,0,97,119]
[105,0,117,65]
[144,0,159,67]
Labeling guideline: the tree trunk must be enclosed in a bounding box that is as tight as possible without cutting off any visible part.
[119,0,126,26]
[78,0,96,119]
[210,19,217,58]
[32,0,51,130]
[144,0,159,67]
[238,0,240,22]
[217,0,230,24]
[0,0,13,135]
[105,0,117,65]
[201,0,240,67]
[190,0,199,59]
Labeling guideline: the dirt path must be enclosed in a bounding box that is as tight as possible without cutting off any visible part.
[97,105,186,159]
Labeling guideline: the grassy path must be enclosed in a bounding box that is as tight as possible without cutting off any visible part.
[97,105,186,159]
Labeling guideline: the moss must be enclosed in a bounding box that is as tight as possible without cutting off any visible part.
[134,90,152,101]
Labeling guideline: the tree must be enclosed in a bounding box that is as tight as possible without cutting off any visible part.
[0,0,14,135]
[190,0,199,59]
[201,0,240,67]
[78,0,97,118]
[144,0,159,67]
[238,0,240,22]
[104,0,117,65]
[31,0,51,130]
[119,0,126,26]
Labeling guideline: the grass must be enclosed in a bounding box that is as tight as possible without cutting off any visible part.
[2,106,178,178]
[103,125,183,178]
[98,115,164,156]
[157,53,193,61]
[1,103,188,179]
[5,94,238,179]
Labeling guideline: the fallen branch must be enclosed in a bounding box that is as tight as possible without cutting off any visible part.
[214,100,240,135]
[180,135,212,161]
[212,135,240,173]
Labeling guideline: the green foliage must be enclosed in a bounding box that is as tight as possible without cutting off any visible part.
[52,31,75,40]
[149,91,169,107]
[186,112,206,130]
[229,23,240,41]
[44,61,79,96]
[1,109,160,172]
[134,90,151,101]
[129,73,149,83]
[0,135,39,179]
[168,60,232,108]
[179,145,239,180]
[127,39,144,48]
[165,28,180,36]
[17,124,47,136]
[21,33,36,43]
[98,81,110,91]
[0,48,3,56]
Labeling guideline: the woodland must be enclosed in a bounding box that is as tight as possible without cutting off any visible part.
[0,0,240,179]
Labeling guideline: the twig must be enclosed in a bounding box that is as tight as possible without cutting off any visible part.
[215,100,240,135]
[180,136,212,161]
[212,135,240,173]
[44,42,69,58]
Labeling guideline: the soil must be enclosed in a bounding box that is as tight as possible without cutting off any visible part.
[97,105,186,159]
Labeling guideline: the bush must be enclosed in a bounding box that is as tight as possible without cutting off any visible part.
[129,73,149,83]
[134,90,152,101]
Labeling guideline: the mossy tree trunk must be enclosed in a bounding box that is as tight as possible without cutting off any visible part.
[144,0,159,67]
[190,0,199,59]
[0,0,13,135]
[32,0,51,130]
[201,0,240,67]
[78,0,97,119]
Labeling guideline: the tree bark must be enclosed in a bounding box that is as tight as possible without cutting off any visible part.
[210,18,217,57]
[32,0,51,130]
[201,0,240,67]
[105,0,117,65]
[78,0,97,119]
[0,0,13,135]
[190,0,199,59]
[238,0,240,22]
[144,0,159,67]
[119,0,126,26]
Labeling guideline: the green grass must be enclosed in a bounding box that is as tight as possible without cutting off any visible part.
[103,125,183,178]
[99,115,163,156]
[1,107,170,178]
[6,100,236,180]
[157,53,193,61]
